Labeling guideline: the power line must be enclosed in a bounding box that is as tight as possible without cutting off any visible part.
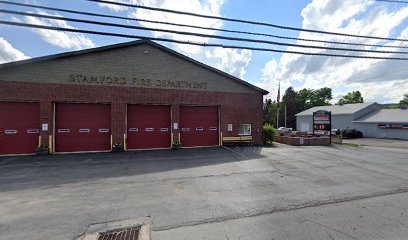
[2,9,408,55]
[85,0,408,42]
[1,20,407,60]
[373,0,408,3]
[1,1,406,49]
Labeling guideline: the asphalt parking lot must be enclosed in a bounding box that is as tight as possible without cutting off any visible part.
[343,137,408,149]
[1,144,408,240]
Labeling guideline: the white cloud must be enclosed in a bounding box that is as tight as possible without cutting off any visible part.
[0,37,29,64]
[260,0,408,103]
[98,0,129,12]
[205,48,252,78]
[23,11,95,50]
[99,0,254,80]
[99,0,223,54]
[132,0,223,54]
[262,59,278,81]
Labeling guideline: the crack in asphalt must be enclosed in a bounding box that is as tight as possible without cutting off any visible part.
[157,169,279,183]
[153,187,408,232]
[327,231,336,240]
[363,205,408,229]
[300,215,359,240]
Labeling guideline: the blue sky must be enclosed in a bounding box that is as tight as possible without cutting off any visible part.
[0,0,407,103]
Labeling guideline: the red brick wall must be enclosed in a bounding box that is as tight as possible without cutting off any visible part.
[0,80,264,149]
[276,136,330,146]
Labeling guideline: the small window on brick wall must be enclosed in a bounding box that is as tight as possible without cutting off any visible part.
[238,124,251,136]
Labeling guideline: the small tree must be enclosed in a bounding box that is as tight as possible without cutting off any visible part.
[337,91,364,104]
[400,93,408,106]
[262,124,277,144]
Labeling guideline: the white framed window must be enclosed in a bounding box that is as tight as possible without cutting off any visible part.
[238,124,251,136]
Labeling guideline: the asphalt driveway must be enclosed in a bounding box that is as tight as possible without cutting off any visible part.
[1,144,408,239]
[343,137,408,149]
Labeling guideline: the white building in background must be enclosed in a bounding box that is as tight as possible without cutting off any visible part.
[296,102,408,140]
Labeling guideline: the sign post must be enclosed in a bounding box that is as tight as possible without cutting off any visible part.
[313,110,332,144]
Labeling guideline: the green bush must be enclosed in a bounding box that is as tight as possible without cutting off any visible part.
[112,143,124,152]
[262,124,277,144]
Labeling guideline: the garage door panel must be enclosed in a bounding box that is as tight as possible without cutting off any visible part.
[180,106,219,147]
[55,103,111,152]
[127,105,171,149]
[0,102,40,155]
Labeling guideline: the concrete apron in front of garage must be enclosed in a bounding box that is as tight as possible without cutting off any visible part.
[1,145,408,239]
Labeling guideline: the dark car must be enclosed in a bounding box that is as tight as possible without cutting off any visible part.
[342,129,363,139]
[331,129,342,135]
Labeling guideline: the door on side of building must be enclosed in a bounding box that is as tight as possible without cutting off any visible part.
[55,103,111,153]
[180,106,219,147]
[127,105,171,150]
[0,102,40,155]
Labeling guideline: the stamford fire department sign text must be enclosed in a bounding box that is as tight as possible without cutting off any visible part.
[68,74,208,90]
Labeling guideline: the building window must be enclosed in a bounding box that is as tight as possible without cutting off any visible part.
[238,124,251,135]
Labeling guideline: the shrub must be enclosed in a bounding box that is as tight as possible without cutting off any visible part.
[112,143,124,152]
[262,124,277,144]
[172,140,181,150]
[36,144,49,155]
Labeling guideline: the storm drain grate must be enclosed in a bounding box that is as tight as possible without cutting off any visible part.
[98,227,139,240]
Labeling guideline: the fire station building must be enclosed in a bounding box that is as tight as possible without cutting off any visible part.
[0,40,268,155]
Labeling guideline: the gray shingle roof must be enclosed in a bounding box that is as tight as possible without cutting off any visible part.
[353,109,408,123]
[296,103,375,116]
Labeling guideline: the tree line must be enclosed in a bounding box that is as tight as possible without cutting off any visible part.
[264,87,408,130]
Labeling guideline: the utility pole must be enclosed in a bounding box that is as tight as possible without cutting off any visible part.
[276,82,280,129]
[284,105,287,128]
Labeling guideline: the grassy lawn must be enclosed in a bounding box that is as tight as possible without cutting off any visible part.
[334,142,361,148]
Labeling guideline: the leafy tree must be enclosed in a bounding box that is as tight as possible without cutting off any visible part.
[297,87,332,111]
[263,98,278,127]
[280,87,299,129]
[311,87,332,106]
[400,93,408,106]
[337,91,364,104]
[264,87,333,130]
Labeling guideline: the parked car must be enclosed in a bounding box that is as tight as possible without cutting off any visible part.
[342,129,363,139]
[331,129,342,135]
[278,127,292,132]
[278,127,293,136]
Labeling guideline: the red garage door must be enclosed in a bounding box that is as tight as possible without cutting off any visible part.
[55,103,111,153]
[180,106,219,147]
[0,102,40,155]
[127,105,171,150]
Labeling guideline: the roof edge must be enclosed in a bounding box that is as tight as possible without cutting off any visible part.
[0,39,269,95]
[295,102,376,116]
[353,120,408,124]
